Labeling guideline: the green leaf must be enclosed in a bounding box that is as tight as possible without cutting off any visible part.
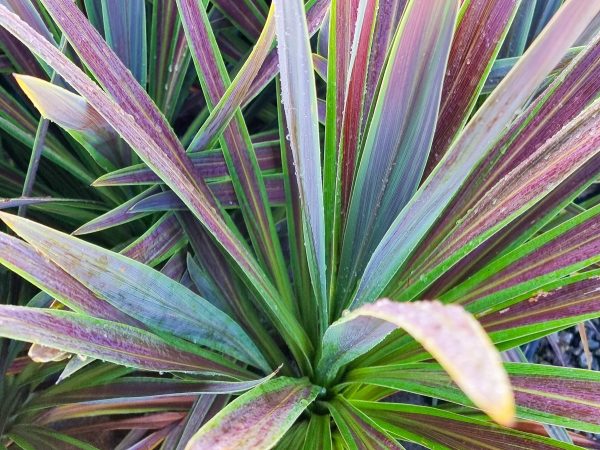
[346,362,600,433]
[355,401,580,450]
[275,0,328,333]
[186,377,320,449]
[317,299,514,426]
[338,0,457,306]
[327,396,403,450]
[0,306,247,377]
[0,212,269,372]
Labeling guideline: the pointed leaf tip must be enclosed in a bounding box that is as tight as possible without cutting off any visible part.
[319,299,515,426]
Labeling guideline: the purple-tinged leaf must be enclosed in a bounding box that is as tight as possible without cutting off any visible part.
[357,401,580,450]
[350,0,600,307]
[63,412,183,433]
[0,231,139,325]
[129,175,285,212]
[15,74,126,170]
[424,0,520,178]
[36,396,196,424]
[33,373,278,407]
[245,0,330,105]
[148,0,191,119]
[442,204,600,310]
[0,1,310,359]
[186,377,319,449]
[0,0,52,41]
[0,197,80,210]
[328,397,403,449]
[177,0,295,309]
[186,6,276,153]
[338,0,457,305]
[480,274,600,337]
[275,0,328,330]
[167,395,223,450]
[406,34,600,292]
[211,0,265,40]
[121,214,186,267]
[93,142,281,187]
[101,0,147,86]
[0,306,246,376]
[347,362,600,433]
[73,187,158,235]
[0,212,270,371]
[403,98,600,300]
[317,299,514,426]
[160,251,187,282]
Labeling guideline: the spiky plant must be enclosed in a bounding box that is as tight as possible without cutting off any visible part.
[1,0,600,448]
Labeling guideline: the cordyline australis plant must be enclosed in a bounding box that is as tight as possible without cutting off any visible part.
[0,0,600,448]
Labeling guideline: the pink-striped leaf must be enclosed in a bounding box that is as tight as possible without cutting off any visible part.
[351,0,600,307]
[404,32,600,294]
[402,97,600,301]
[317,299,514,426]
[186,377,319,450]
[480,272,600,340]
[0,306,246,377]
[424,0,520,177]
[442,203,600,310]
[338,0,457,305]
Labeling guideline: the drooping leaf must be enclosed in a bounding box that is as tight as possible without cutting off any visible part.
[316,299,514,426]
[186,377,320,450]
